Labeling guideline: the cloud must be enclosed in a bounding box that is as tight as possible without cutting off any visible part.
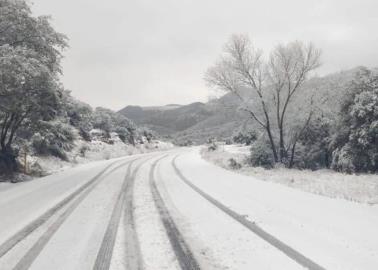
[32,0,378,109]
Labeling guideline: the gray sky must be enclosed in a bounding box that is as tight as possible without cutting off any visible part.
[32,0,378,110]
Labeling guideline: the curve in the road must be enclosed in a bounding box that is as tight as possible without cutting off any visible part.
[172,155,326,270]
[12,159,135,270]
[150,156,201,270]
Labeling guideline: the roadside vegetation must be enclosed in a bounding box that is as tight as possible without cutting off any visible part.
[205,35,378,174]
[0,0,160,180]
[201,145,378,204]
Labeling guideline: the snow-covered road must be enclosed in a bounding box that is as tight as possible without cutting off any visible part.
[0,147,377,270]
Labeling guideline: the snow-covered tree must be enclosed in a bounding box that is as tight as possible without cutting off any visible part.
[92,107,114,138]
[92,107,138,145]
[31,120,76,161]
[331,69,378,173]
[205,34,321,166]
[63,94,94,141]
[0,0,67,173]
[295,116,332,169]
[113,114,137,145]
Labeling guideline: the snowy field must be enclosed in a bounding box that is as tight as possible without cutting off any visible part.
[201,145,378,204]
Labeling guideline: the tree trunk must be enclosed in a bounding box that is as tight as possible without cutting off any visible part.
[265,125,278,163]
[278,125,287,163]
[289,141,297,168]
[0,113,22,174]
[0,147,17,175]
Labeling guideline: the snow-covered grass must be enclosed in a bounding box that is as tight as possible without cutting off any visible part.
[34,138,174,176]
[201,146,378,204]
[0,136,174,184]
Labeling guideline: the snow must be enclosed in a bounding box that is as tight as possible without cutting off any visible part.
[44,138,174,174]
[25,161,130,269]
[1,146,377,269]
[202,146,378,204]
[222,144,250,155]
[178,148,378,270]
[0,152,177,269]
[133,157,181,270]
[0,138,174,188]
[0,189,76,269]
[0,157,124,251]
[156,154,304,269]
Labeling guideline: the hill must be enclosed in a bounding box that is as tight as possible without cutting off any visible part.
[119,102,214,136]
[119,67,367,144]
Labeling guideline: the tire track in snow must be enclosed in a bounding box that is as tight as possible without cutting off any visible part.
[150,156,201,270]
[0,160,121,259]
[93,155,152,270]
[172,155,326,270]
[93,159,137,270]
[12,159,135,270]
[123,158,147,270]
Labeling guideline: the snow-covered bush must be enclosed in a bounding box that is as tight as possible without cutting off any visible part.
[249,139,274,168]
[114,127,129,143]
[233,131,257,145]
[207,137,218,151]
[32,121,76,161]
[208,143,218,151]
[228,158,242,170]
[331,69,378,173]
[142,129,155,143]
[79,145,90,157]
[295,117,332,170]
[63,96,94,142]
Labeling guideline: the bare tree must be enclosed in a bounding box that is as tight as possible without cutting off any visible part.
[268,41,321,162]
[205,34,321,165]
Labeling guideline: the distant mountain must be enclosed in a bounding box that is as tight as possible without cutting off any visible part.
[119,67,368,144]
[119,102,214,136]
[142,104,182,111]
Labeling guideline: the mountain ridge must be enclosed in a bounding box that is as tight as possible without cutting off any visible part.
[119,66,369,144]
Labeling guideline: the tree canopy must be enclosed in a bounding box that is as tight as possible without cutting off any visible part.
[0,0,67,173]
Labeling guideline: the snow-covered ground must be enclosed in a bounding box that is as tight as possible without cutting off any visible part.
[0,136,174,186]
[34,137,174,175]
[133,157,181,270]
[1,147,377,269]
[202,145,378,204]
[156,154,304,269]
[175,148,378,269]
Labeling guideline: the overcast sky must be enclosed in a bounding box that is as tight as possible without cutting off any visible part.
[31,0,378,110]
